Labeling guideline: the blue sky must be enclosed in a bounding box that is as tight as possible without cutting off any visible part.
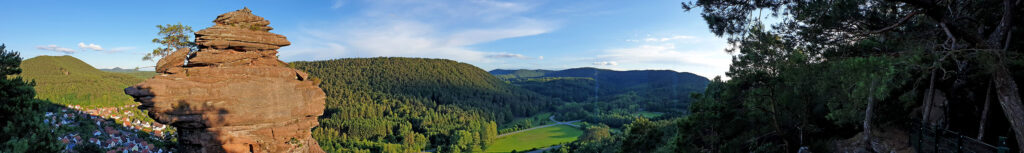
[0,0,732,79]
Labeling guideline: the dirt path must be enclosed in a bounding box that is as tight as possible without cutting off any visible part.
[497,116,580,138]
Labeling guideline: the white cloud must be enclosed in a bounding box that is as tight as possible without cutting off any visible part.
[642,35,695,42]
[36,45,76,54]
[78,42,104,51]
[282,0,556,63]
[598,44,728,68]
[538,56,544,60]
[592,61,618,66]
[589,40,732,79]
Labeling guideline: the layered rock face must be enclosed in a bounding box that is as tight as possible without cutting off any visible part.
[125,8,325,153]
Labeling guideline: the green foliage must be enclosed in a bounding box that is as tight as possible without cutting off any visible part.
[493,68,710,128]
[145,22,195,61]
[558,118,676,153]
[578,124,611,142]
[491,69,552,79]
[18,56,142,108]
[0,44,62,152]
[499,113,553,133]
[561,0,952,150]
[291,57,554,152]
[821,56,905,126]
[492,68,709,102]
[506,77,595,102]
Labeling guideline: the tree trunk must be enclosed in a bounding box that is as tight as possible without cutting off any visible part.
[978,81,992,140]
[988,0,1022,150]
[767,86,790,153]
[862,79,878,152]
[992,63,1024,151]
[923,67,938,124]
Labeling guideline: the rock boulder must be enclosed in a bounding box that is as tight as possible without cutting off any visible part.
[125,7,325,153]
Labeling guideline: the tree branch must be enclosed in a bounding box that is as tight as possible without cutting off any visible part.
[869,11,923,34]
[892,0,985,45]
[988,0,1016,47]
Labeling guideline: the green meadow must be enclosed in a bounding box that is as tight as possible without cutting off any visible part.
[485,125,583,153]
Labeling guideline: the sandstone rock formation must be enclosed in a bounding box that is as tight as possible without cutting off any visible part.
[125,8,325,153]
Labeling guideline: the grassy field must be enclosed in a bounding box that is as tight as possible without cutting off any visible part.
[486,124,583,153]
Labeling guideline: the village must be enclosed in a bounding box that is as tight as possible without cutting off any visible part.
[44,104,175,153]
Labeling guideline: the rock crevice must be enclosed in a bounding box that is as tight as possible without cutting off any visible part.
[126,7,325,153]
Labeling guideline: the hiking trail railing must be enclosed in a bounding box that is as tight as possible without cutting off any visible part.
[910,122,1012,153]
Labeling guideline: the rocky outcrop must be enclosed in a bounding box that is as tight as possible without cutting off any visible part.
[125,8,325,153]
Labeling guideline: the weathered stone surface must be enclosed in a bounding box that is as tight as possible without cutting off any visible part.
[194,7,289,54]
[125,7,325,153]
[155,48,188,74]
[195,25,290,51]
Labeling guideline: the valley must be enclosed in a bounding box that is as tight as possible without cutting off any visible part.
[6,55,705,152]
[5,1,1016,152]
[290,57,705,152]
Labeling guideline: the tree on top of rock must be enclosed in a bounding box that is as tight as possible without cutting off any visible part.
[145,22,196,61]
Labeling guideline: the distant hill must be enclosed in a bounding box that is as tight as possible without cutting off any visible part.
[491,69,554,79]
[291,57,555,152]
[491,68,710,127]
[19,56,141,107]
[99,67,157,79]
[490,67,710,102]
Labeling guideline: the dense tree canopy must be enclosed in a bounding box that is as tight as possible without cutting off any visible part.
[292,57,556,152]
[492,68,709,128]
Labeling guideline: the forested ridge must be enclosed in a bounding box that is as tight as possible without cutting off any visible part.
[291,57,556,152]
[18,55,143,108]
[491,68,708,98]
[491,68,709,128]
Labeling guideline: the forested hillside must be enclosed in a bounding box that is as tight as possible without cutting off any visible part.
[18,56,143,107]
[552,0,1024,153]
[492,68,708,99]
[291,57,556,152]
[99,67,156,79]
[491,68,709,127]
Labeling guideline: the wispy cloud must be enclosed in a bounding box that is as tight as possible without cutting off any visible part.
[107,47,136,53]
[627,35,696,43]
[592,61,618,66]
[281,0,557,63]
[36,45,76,54]
[589,34,733,78]
[486,53,526,59]
[78,42,104,51]
[644,35,695,42]
[597,44,727,68]
[485,52,546,60]
[331,0,345,9]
